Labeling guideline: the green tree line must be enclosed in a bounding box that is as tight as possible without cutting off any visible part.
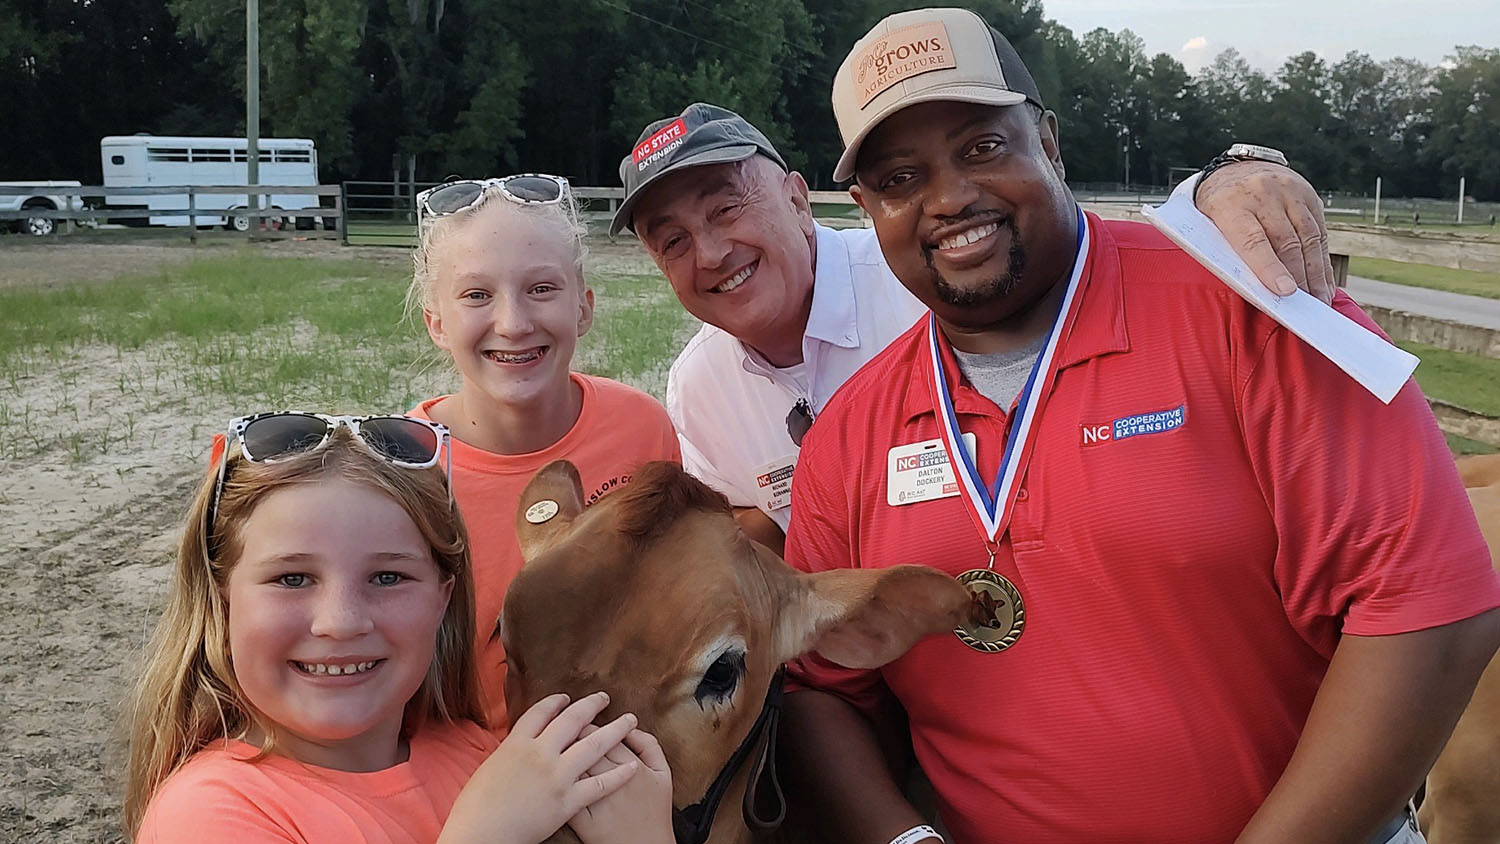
[3,0,1498,199]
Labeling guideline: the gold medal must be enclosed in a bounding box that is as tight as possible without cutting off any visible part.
[954,568,1025,653]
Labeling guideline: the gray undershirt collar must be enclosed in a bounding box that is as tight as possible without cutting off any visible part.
[953,334,1047,411]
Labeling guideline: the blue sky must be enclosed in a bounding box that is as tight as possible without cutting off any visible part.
[1041,0,1500,73]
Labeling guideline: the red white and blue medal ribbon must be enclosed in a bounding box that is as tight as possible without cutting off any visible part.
[926,206,1091,551]
[932,207,1090,652]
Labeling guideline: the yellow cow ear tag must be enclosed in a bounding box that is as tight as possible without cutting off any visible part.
[525,499,560,524]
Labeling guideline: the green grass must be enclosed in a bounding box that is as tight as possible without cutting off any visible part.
[1349,257,1500,300]
[345,220,418,247]
[1330,218,1500,234]
[1400,224,1500,233]
[575,270,697,392]
[0,254,430,406]
[1397,340,1500,418]
[0,249,690,462]
[811,202,862,219]
[1445,432,1498,455]
[3,257,392,349]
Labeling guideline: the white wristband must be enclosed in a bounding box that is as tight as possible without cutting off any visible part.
[889,825,943,844]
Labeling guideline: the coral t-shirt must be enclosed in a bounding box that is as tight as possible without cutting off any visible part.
[135,719,496,843]
[412,374,680,733]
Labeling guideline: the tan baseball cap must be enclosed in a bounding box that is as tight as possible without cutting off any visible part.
[831,7,1044,182]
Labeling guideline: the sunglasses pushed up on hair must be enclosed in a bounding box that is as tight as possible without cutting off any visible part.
[206,412,452,534]
[416,174,570,220]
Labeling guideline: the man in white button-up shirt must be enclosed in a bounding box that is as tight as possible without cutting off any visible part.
[663,214,924,538]
[611,102,1335,555]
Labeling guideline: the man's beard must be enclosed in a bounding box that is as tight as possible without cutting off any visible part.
[926,218,1026,308]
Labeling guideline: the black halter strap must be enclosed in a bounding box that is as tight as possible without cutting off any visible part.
[671,669,787,844]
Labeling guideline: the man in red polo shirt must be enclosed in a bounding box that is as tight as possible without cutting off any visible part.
[782,8,1500,844]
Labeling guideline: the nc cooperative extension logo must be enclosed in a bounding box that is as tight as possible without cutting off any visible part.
[1080,404,1186,447]
[757,464,794,489]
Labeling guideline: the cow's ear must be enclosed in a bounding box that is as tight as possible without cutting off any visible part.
[515,460,586,561]
[774,564,973,669]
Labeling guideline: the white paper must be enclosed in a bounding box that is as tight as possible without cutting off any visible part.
[1141,187,1418,404]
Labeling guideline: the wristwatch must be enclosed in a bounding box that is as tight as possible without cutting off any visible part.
[1193,143,1290,203]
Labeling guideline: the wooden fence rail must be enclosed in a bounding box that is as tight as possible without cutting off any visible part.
[11,183,1500,271]
[1045,199,1500,278]
[1327,226,1500,274]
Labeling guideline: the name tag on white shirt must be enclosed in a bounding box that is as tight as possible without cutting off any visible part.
[754,454,798,512]
[887,432,977,506]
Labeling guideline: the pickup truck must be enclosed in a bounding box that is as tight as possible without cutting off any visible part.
[0,181,84,236]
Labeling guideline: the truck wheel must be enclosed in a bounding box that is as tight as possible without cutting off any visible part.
[229,209,250,233]
[22,199,57,236]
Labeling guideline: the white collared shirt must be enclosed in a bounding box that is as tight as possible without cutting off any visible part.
[666,223,927,529]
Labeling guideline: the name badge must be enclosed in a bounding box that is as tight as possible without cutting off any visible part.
[886,432,977,506]
[753,454,797,512]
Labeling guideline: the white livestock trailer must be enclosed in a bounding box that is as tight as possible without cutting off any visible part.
[100,135,320,230]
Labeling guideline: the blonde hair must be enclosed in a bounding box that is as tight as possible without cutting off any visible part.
[122,431,482,836]
[407,180,590,318]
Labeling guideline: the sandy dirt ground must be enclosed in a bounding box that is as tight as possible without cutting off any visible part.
[0,235,662,842]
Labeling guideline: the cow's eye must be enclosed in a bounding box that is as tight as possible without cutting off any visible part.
[695,650,745,705]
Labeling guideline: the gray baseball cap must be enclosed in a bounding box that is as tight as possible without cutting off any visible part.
[610,103,787,236]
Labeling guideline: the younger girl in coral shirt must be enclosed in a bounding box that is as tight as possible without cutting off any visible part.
[125,417,672,843]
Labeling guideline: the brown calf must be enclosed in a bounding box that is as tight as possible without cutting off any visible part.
[500,460,972,844]
[1420,455,1500,844]
[1455,453,1500,490]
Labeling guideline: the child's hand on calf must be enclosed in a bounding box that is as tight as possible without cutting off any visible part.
[439,692,640,844]
[569,727,674,844]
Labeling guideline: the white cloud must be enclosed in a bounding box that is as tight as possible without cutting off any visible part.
[1180,36,1211,72]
